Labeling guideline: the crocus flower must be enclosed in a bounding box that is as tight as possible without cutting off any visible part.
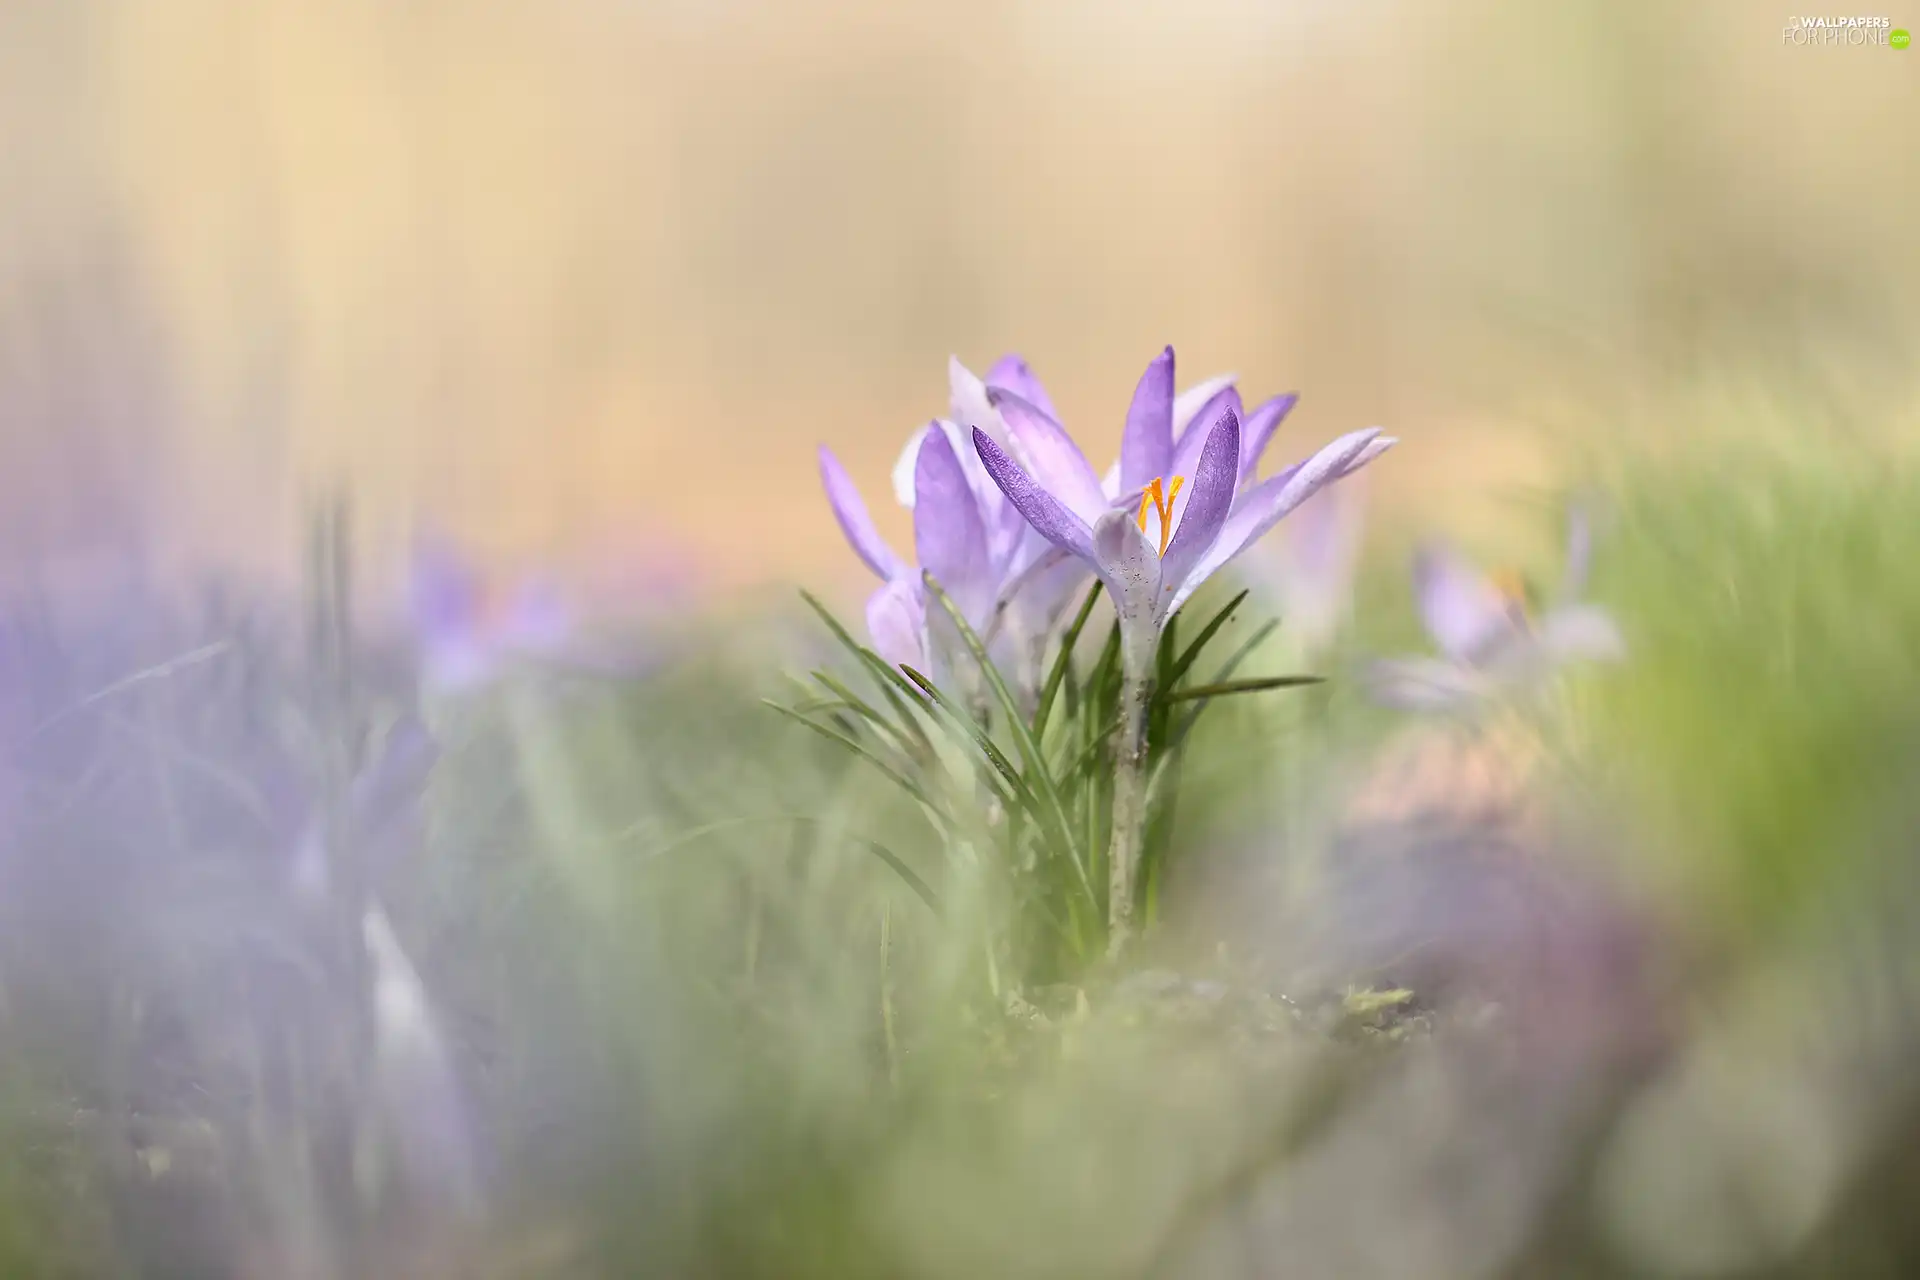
[818,423,1002,674]
[971,347,1395,680]
[409,532,573,693]
[1367,508,1625,712]
[407,530,672,694]
[826,352,1249,682]
[888,356,1252,650]
[970,345,1394,952]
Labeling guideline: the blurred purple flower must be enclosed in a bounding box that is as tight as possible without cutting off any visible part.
[1368,507,1625,712]
[408,532,574,692]
[971,346,1394,677]
[407,530,674,693]
[1245,473,1370,661]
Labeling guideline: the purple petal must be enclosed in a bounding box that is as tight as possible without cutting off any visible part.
[985,354,1060,423]
[1001,546,1091,635]
[1237,393,1299,485]
[819,445,908,582]
[1158,408,1242,616]
[1091,508,1164,675]
[1170,386,1241,484]
[1415,541,1520,664]
[1119,346,1175,495]
[503,575,572,651]
[913,428,995,626]
[972,427,1097,562]
[409,532,484,645]
[1166,429,1393,615]
[1172,373,1237,438]
[990,389,1109,524]
[866,576,928,671]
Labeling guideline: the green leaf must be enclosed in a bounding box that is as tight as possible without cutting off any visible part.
[854,836,945,919]
[1168,619,1279,749]
[1159,674,1324,704]
[1165,589,1251,692]
[922,573,1094,908]
[898,664,1028,808]
[1032,580,1104,744]
[811,669,930,768]
[797,590,939,760]
[761,700,949,826]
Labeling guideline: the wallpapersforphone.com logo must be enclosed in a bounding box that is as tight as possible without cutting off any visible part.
[1782,15,1909,45]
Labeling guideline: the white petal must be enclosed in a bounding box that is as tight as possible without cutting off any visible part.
[891,423,933,508]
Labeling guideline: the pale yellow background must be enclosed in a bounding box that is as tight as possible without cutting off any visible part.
[1,0,1914,602]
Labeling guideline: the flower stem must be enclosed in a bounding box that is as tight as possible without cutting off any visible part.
[1106,660,1155,958]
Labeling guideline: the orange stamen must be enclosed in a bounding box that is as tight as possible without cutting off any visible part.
[1489,566,1532,625]
[1134,475,1186,556]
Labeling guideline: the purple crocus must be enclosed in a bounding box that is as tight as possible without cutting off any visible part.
[409,532,573,693]
[1368,508,1625,713]
[969,345,1395,952]
[971,347,1394,679]
[826,352,1248,686]
[818,423,1003,675]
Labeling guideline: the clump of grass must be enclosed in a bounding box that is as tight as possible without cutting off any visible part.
[1578,443,1920,943]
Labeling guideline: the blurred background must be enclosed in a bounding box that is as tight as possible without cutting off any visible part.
[4,0,1915,601]
[5,3,1920,1278]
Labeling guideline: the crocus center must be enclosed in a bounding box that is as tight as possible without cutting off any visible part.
[1136,476,1186,557]
[1489,566,1533,626]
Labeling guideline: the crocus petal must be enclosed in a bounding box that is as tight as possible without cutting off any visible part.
[1237,393,1299,485]
[1158,407,1242,618]
[1166,429,1393,615]
[891,423,935,508]
[1415,541,1521,665]
[866,576,928,671]
[409,532,484,645]
[820,445,909,582]
[972,427,1098,561]
[503,575,571,651]
[1172,372,1237,437]
[1171,386,1241,484]
[1535,603,1625,664]
[1364,656,1496,713]
[985,353,1060,423]
[913,427,995,625]
[990,389,1109,524]
[1268,475,1366,656]
[1119,346,1175,495]
[948,356,1002,438]
[1092,508,1164,675]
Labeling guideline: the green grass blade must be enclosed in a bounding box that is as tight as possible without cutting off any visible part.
[923,573,1093,907]
[1032,580,1104,743]
[1160,674,1323,704]
[811,669,930,767]
[1168,619,1279,748]
[1164,589,1251,692]
[898,664,1029,808]
[761,700,949,826]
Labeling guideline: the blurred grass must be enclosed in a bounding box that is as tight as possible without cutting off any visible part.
[3,410,1917,1276]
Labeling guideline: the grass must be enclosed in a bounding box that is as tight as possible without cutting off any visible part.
[2,427,1920,1276]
